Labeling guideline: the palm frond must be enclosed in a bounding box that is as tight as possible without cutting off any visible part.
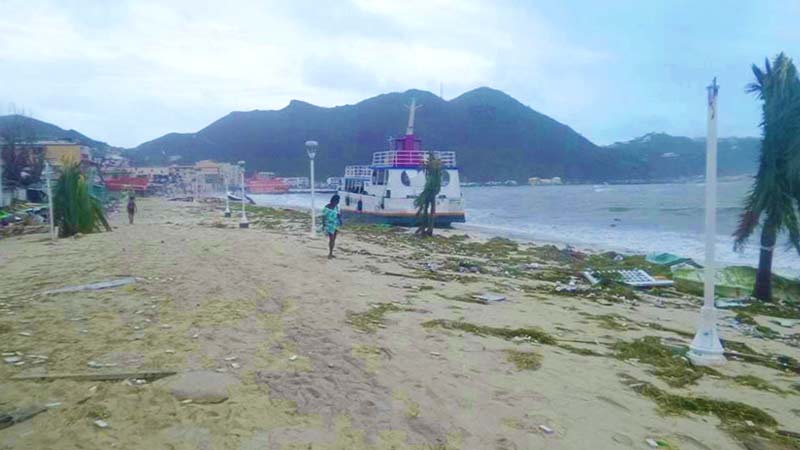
[782,205,800,254]
[53,160,110,237]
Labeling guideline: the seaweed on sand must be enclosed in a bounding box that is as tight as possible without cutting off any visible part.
[422,319,557,345]
[623,376,800,449]
[614,336,720,387]
[346,303,414,333]
[505,349,542,370]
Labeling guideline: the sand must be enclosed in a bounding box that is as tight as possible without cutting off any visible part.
[0,198,798,450]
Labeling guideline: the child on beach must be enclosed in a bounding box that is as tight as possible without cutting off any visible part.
[322,194,342,259]
[127,195,137,225]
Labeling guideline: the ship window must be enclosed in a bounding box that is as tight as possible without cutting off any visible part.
[373,169,387,185]
[441,170,450,187]
[401,171,410,186]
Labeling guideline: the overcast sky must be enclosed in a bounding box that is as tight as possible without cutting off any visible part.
[1,0,798,148]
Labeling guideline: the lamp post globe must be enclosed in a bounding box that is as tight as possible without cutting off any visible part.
[305,141,318,237]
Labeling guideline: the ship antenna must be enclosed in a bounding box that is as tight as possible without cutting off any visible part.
[405,97,422,135]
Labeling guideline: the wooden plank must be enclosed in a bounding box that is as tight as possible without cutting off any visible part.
[10,370,177,382]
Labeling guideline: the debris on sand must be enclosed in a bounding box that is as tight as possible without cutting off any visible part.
[474,292,506,304]
[0,406,47,430]
[41,277,137,295]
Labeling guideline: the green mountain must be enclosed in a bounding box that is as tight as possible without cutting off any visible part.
[129,88,622,182]
[605,132,759,181]
[0,114,110,151]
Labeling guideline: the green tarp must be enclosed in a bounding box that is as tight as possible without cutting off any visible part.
[645,252,694,267]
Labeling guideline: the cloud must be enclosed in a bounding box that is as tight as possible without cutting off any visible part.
[0,0,796,147]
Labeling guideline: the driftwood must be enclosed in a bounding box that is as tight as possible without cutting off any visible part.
[0,406,47,430]
[11,370,176,382]
[777,430,800,440]
[40,277,137,295]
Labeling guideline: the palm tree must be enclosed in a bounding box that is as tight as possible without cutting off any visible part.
[734,53,800,300]
[53,160,111,237]
[415,156,442,236]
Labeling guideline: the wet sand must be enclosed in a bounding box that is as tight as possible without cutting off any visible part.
[0,198,798,449]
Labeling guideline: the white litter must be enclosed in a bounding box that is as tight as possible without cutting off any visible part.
[583,269,673,287]
[474,293,506,304]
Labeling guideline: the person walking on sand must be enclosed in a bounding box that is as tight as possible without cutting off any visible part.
[322,194,342,258]
[127,194,137,225]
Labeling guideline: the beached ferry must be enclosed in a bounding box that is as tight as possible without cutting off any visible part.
[338,99,466,227]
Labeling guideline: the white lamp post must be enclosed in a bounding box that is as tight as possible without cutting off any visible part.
[238,161,248,229]
[0,152,4,209]
[223,175,231,217]
[194,169,200,202]
[43,161,55,240]
[305,140,318,237]
[688,78,726,366]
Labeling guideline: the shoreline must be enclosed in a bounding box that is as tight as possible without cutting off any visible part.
[244,193,797,279]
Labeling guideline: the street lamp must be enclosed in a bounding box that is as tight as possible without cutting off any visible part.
[0,152,4,209]
[687,78,725,366]
[223,174,231,218]
[43,161,55,240]
[305,140,318,237]
[194,169,200,202]
[238,160,249,229]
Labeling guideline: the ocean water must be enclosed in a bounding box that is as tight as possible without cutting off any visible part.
[250,179,800,277]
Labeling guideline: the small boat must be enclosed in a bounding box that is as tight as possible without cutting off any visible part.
[337,98,466,227]
[227,192,255,204]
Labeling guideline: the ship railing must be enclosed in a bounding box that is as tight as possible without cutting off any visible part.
[371,151,456,168]
[344,165,373,179]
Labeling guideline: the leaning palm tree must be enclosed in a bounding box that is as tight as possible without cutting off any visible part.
[733,53,800,300]
[53,160,111,237]
[414,156,442,237]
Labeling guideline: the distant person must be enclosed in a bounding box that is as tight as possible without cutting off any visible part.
[127,195,137,225]
[322,194,342,258]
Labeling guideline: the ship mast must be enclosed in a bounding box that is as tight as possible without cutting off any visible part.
[405,98,422,135]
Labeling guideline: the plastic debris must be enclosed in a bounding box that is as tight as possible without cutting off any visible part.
[3,357,22,364]
[715,298,750,309]
[645,438,659,448]
[583,269,673,287]
[539,425,554,435]
[42,277,137,295]
[88,361,118,369]
[474,293,506,304]
[770,318,799,328]
[93,419,109,429]
[289,355,298,361]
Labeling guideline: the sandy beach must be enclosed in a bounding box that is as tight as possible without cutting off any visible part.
[1,198,799,450]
